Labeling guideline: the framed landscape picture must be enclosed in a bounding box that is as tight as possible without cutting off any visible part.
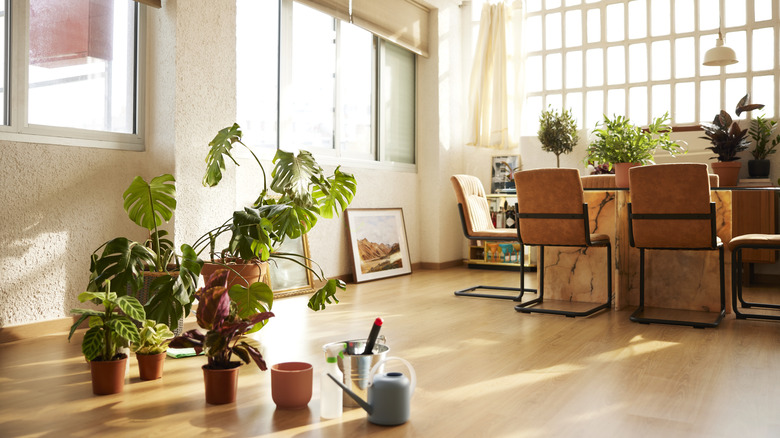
[345,208,412,283]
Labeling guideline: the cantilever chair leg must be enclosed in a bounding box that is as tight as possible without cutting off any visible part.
[454,243,537,301]
[731,238,780,321]
[514,243,612,317]
[630,246,726,328]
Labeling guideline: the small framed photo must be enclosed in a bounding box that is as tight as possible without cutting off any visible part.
[346,208,412,283]
[269,234,315,298]
[491,155,522,194]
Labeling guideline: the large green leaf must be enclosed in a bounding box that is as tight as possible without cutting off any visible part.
[115,295,146,322]
[123,174,176,232]
[204,123,242,187]
[82,327,104,361]
[228,281,273,333]
[91,238,156,295]
[260,203,319,240]
[107,317,141,344]
[308,278,346,311]
[230,209,273,261]
[270,150,321,206]
[313,166,356,219]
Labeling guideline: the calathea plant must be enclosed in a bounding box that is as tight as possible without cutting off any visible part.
[192,123,357,311]
[69,284,146,361]
[701,94,765,162]
[170,270,274,370]
[87,174,202,331]
[131,320,175,355]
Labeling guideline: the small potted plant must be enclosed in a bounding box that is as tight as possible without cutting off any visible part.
[584,113,685,187]
[87,174,203,333]
[68,283,145,395]
[192,123,357,311]
[169,270,274,404]
[701,93,765,186]
[747,114,780,178]
[131,319,175,380]
[538,106,579,168]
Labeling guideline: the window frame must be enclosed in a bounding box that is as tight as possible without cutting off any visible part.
[0,0,146,151]
[520,0,780,136]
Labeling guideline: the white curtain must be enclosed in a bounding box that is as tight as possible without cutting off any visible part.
[467,1,514,149]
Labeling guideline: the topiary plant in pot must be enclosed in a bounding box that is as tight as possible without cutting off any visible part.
[701,93,765,185]
[87,174,203,332]
[538,106,579,168]
[169,270,274,404]
[192,123,357,312]
[584,113,685,187]
[68,284,146,395]
[131,319,175,380]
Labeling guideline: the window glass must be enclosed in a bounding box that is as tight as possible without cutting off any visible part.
[564,10,581,48]
[651,84,670,120]
[379,41,415,164]
[725,31,746,74]
[629,86,648,125]
[605,3,624,43]
[674,0,694,34]
[699,0,719,31]
[753,75,774,116]
[545,12,562,50]
[566,92,583,127]
[28,0,136,133]
[607,88,625,118]
[754,0,771,22]
[585,90,603,128]
[650,0,670,37]
[752,27,774,72]
[675,82,695,124]
[651,40,670,81]
[338,23,373,158]
[585,48,603,87]
[285,2,336,151]
[0,2,6,125]
[675,37,695,79]
[627,0,647,40]
[699,79,720,121]
[628,42,648,83]
[724,0,746,28]
[606,46,625,85]
[546,53,562,90]
[586,9,600,43]
[566,51,582,88]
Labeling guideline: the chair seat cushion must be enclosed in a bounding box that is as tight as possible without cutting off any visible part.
[728,234,780,251]
[469,228,518,240]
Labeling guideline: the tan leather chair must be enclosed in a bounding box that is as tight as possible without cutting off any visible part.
[627,163,725,328]
[450,175,535,300]
[513,168,612,317]
[728,234,780,321]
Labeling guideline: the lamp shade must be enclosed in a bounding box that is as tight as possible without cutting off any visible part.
[703,36,738,66]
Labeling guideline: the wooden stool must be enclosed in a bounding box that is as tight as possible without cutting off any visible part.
[728,234,780,321]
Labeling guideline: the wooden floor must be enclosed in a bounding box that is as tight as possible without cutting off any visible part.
[2,266,780,437]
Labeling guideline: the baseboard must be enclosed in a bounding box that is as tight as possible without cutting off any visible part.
[418,260,462,270]
[0,317,76,344]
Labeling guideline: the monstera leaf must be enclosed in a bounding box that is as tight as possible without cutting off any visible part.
[313,166,357,219]
[270,150,321,207]
[204,123,243,188]
[145,244,203,331]
[123,174,176,232]
[89,237,156,295]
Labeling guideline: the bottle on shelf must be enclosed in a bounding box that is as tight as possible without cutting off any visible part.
[320,345,344,419]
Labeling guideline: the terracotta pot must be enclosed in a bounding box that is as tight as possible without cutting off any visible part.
[201,259,270,290]
[747,159,770,178]
[136,352,166,381]
[711,161,742,187]
[90,357,127,395]
[203,364,240,404]
[270,362,313,409]
[614,162,641,188]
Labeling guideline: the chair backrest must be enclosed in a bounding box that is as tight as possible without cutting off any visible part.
[628,163,715,249]
[450,175,495,236]
[514,168,589,246]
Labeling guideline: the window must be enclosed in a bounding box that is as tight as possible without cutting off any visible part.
[0,0,144,150]
[237,0,416,167]
[521,0,780,134]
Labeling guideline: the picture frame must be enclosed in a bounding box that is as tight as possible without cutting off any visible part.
[345,208,412,283]
[491,155,521,194]
[269,234,315,298]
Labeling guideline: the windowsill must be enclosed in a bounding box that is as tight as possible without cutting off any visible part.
[0,130,144,151]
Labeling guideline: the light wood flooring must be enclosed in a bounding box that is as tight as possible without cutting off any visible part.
[2,266,780,437]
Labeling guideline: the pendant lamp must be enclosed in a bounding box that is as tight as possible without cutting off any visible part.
[703,29,738,66]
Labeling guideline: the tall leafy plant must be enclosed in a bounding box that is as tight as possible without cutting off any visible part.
[87,174,203,331]
[748,115,780,160]
[701,94,764,162]
[192,123,357,311]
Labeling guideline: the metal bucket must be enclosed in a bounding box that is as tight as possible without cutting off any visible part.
[323,337,389,407]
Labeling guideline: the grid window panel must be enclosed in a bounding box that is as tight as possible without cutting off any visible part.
[650,0,671,37]
[586,8,600,43]
[629,86,649,125]
[606,46,626,85]
[753,75,775,116]
[565,10,582,48]
[605,3,624,43]
[627,0,647,40]
[752,27,774,72]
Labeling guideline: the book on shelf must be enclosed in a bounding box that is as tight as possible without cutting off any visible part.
[738,178,773,187]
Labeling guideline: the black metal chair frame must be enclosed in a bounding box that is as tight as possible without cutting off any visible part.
[731,241,780,321]
[453,204,538,301]
[514,204,613,318]
[627,203,726,328]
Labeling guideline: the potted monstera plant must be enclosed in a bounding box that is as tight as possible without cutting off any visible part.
[69,283,145,395]
[585,113,686,187]
[170,270,274,404]
[87,174,203,332]
[701,94,765,186]
[131,319,175,380]
[192,123,357,311]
